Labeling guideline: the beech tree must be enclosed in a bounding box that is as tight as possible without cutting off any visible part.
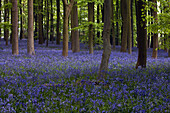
[111,0,115,50]
[19,0,24,40]
[62,0,74,57]
[127,0,132,54]
[99,0,111,79]
[71,1,80,53]
[27,0,35,55]
[0,0,1,40]
[136,0,147,69]
[120,0,128,52]
[46,0,49,47]
[4,0,9,46]
[12,0,19,55]
[50,0,54,43]
[88,2,94,54]
[56,0,60,45]
[116,0,120,45]
[38,0,44,44]
[152,0,158,59]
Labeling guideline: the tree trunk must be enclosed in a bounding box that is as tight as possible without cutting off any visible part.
[116,0,119,45]
[120,0,128,52]
[27,0,35,55]
[127,0,132,54]
[131,0,134,48]
[38,0,44,44]
[135,0,147,69]
[101,3,104,38]
[10,0,12,44]
[12,0,19,55]
[34,0,38,39]
[56,0,60,45]
[149,0,154,48]
[46,0,49,47]
[62,0,74,57]
[71,2,80,53]
[0,0,1,40]
[4,0,9,45]
[97,3,100,45]
[88,2,94,54]
[111,0,115,50]
[50,0,54,43]
[98,0,111,79]
[20,0,24,40]
[152,0,158,59]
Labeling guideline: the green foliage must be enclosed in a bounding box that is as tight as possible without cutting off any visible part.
[146,0,170,49]
[0,22,11,30]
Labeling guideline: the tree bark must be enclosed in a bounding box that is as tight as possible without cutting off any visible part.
[56,0,60,45]
[34,0,38,39]
[0,0,1,40]
[127,0,132,54]
[50,0,54,43]
[111,0,115,50]
[131,0,134,48]
[46,0,49,47]
[10,0,12,44]
[62,0,74,57]
[71,2,80,53]
[38,0,44,44]
[116,0,119,45]
[101,3,104,38]
[27,0,35,55]
[98,0,111,79]
[88,2,94,54]
[12,0,19,55]
[136,0,147,69]
[20,0,24,40]
[120,0,128,52]
[97,3,100,45]
[4,0,9,45]
[152,0,158,59]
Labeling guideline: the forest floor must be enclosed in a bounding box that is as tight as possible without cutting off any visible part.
[0,40,170,112]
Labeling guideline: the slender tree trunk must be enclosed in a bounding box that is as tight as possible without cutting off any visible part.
[20,0,24,40]
[101,3,104,38]
[152,0,158,59]
[127,0,132,54]
[38,0,44,44]
[71,2,80,53]
[168,36,170,57]
[62,0,74,57]
[10,0,12,44]
[120,0,128,52]
[12,0,19,55]
[4,0,9,45]
[0,0,1,40]
[131,0,134,48]
[46,0,49,47]
[149,0,153,48]
[116,0,119,45]
[111,0,115,50]
[97,3,100,45]
[50,0,54,43]
[27,0,35,55]
[98,0,111,79]
[56,0,60,45]
[34,0,38,39]
[136,0,147,69]
[88,2,94,54]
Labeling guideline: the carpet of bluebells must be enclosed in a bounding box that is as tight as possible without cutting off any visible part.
[0,40,169,112]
